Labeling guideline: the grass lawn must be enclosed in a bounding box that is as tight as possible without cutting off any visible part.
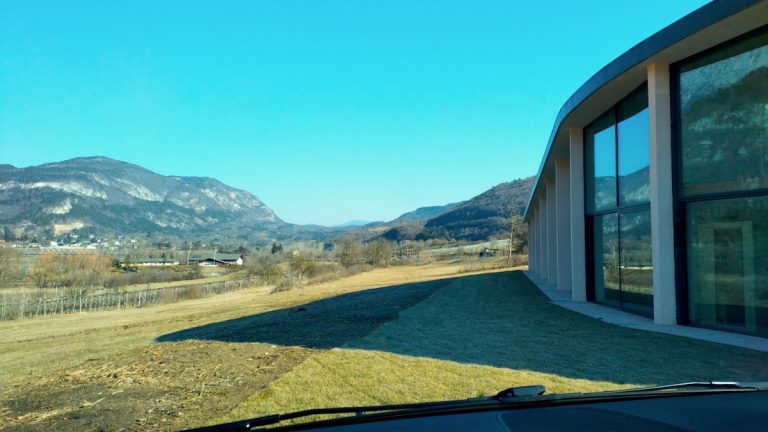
[217,271,768,425]
[0,262,486,388]
[3,265,766,431]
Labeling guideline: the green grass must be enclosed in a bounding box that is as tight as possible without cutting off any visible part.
[216,271,768,425]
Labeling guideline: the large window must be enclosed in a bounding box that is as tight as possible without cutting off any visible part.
[593,213,619,305]
[679,30,768,197]
[586,112,617,213]
[585,85,653,317]
[677,26,768,336]
[686,197,768,335]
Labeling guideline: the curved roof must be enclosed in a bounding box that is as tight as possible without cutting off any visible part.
[524,0,768,219]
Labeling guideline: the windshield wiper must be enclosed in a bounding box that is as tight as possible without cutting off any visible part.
[183,382,768,432]
[613,381,768,393]
[181,385,546,432]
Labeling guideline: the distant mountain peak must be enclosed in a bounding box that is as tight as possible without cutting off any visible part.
[0,156,288,242]
[335,220,376,227]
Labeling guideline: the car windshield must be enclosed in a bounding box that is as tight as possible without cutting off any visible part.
[1,1,767,431]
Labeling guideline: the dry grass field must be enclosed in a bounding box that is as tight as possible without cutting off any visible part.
[2,261,767,431]
[217,271,768,426]
[1,261,511,430]
[0,262,486,386]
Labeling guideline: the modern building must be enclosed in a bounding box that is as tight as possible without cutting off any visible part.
[524,0,768,338]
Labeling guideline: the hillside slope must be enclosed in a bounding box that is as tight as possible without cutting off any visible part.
[422,177,533,241]
[343,202,462,241]
[0,157,338,242]
[373,177,533,242]
[388,202,462,224]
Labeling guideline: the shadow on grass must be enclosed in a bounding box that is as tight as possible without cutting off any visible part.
[157,271,768,385]
[156,278,453,349]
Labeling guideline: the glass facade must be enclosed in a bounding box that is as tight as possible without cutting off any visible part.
[679,31,768,197]
[677,27,768,336]
[593,213,620,305]
[586,112,617,213]
[619,210,653,315]
[586,85,653,317]
[617,90,650,207]
[686,197,768,335]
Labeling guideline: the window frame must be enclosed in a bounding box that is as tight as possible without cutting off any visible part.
[584,83,653,318]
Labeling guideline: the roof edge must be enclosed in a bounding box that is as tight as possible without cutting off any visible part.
[523,0,764,219]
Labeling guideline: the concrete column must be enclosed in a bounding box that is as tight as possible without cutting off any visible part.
[569,128,587,302]
[528,213,536,274]
[546,179,557,286]
[537,206,543,277]
[539,194,548,281]
[648,63,677,325]
[534,200,540,277]
[532,216,537,273]
[555,159,572,293]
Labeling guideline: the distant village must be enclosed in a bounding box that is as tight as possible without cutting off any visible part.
[2,232,246,268]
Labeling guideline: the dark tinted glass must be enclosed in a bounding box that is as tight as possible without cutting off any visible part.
[586,112,617,212]
[679,31,768,196]
[686,196,768,336]
[617,87,650,206]
[593,213,620,305]
[619,210,653,316]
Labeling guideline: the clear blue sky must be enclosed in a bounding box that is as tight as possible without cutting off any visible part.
[0,1,708,226]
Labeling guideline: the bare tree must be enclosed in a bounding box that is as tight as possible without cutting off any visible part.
[0,247,20,283]
[30,252,61,288]
[363,240,394,267]
[29,252,112,289]
[508,209,528,262]
[289,254,316,280]
[335,237,360,268]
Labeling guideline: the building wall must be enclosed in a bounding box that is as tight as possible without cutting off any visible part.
[525,7,768,337]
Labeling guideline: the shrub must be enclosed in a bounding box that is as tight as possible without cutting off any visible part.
[306,262,337,279]
[363,240,394,266]
[289,255,317,280]
[335,237,360,268]
[271,276,297,293]
[247,254,281,284]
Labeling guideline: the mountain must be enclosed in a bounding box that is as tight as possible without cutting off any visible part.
[1,156,534,245]
[388,202,462,224]
[375,177,534,242]
[423,177,534,241]
[335,220,376,227]
[339,202,462,241]
[0,156,337,243]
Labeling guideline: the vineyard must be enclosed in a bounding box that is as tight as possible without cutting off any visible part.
[0,278,256,321]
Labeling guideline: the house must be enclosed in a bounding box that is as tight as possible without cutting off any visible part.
[192,253,244,267]
[119,257,180,267]
[524,1,768,338]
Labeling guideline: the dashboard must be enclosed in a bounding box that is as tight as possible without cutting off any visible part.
[284,391,768,432]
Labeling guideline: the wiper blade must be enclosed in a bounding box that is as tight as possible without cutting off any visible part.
[181,385,547,432]
[183,382,768,432]
[615,381,768,393]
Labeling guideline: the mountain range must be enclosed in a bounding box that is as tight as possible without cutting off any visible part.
[365,177,533,242]
[0,157,532,244]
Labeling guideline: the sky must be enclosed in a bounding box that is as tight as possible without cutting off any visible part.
[0,0,709,226]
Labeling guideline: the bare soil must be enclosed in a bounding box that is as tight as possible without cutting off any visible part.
[0,341,314,431]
